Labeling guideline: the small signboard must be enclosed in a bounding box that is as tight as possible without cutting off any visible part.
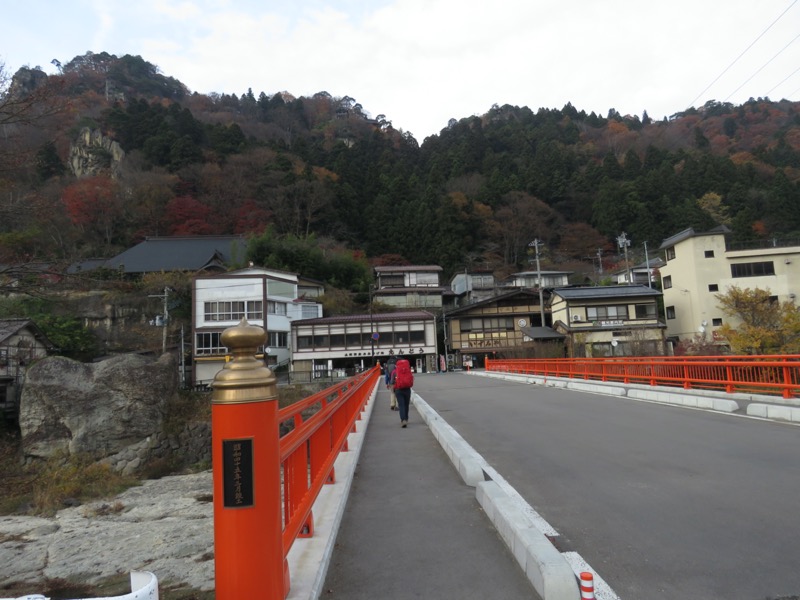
[222,438,254,508]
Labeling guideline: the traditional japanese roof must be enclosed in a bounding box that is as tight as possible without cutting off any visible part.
[0,319,54,348]
[373,265,443,272]
[103,236,247,274]
[373,286,451,294]
[446,288,545,315]
[520,326,565,340]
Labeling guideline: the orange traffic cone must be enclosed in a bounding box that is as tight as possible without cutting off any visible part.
[580,571,596,599]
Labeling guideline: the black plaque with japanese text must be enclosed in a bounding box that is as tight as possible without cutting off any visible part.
[222,438,254,508]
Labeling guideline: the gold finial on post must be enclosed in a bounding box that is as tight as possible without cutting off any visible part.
[211,318,277,405]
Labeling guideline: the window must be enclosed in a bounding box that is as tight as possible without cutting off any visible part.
[346,332,362,347]
[380,274,404,287]
[665,246,676,261]
[586,305,628,320]
[663,276,672,289]
[204,301,262,321]
[459,317,513,332]
[204,301,244,321]
[410,330,426,344]
[297,335,313,349]
[712,318,722,326]
[410,272,439,286]
[268,331,287,348]
[666,306,676,319]
[247,301,263,320]
[472,275,494,288]
[196,332,226,355]
[635,304,657,318]
[731,261,775,278]
[708,284,719,292]
[301,304,319,319]
[704,250,715,258]
[268,301,287,315]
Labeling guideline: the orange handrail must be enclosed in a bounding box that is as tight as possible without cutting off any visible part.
[278,366,379,583]
[485,355,800,398]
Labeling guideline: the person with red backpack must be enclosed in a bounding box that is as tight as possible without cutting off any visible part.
[390,355,414,427]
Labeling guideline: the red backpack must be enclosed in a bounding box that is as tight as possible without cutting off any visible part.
[393,359,414,389]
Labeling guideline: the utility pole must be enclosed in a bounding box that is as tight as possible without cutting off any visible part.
[643,241,652,288]
[180,325,186,388]
[369,284,375,361]
[617,232,631,284]
[148,286,170,354]
[528,239,546,327]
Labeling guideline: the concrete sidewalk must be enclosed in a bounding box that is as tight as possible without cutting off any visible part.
[319,383,540,600]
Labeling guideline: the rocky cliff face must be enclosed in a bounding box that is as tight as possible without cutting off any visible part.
[0,471,215,593]
[18,352,210,474]
[68,127,125,178]
[8,66,48,98]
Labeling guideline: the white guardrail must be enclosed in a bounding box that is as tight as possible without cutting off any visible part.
[2,571,157,600]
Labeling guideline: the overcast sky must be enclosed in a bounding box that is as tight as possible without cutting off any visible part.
[3,0,799,140]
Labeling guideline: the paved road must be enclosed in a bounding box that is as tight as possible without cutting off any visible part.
[412,372,800,600]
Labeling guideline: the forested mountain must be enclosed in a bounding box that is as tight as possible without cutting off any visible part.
[3,52,800,287]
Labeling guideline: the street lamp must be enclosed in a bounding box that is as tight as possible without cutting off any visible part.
[617,232,631,284]
[527,239,546,327]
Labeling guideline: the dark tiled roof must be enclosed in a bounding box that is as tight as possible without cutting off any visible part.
[292,311,435,325]
[66,258,107,274]
[520,326,565,340]
[374,265,442,272]
[446,288,544,315]
[104,236,247,274]
[374,287,449,294]
[553,285,661,300]
[507,270,573,277]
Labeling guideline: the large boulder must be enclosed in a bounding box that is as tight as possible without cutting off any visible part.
[19,353,177,463]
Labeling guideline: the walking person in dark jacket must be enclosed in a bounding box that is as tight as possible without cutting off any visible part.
[384,356,398,410]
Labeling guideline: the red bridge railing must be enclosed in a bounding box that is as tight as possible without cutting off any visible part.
[211,319,380,599]
[278,366,380,567]
[485,355,800,399]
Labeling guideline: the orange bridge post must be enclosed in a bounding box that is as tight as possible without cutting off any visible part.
[211,319,284,599]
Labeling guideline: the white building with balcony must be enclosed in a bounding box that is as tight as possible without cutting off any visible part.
[192,267,322,385]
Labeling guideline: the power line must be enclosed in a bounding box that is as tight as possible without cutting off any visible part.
[766,64,800,97]
[686,0,798,110]
[724,33,800,102]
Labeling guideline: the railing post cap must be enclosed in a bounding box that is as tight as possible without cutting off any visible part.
[212,318,277,404]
